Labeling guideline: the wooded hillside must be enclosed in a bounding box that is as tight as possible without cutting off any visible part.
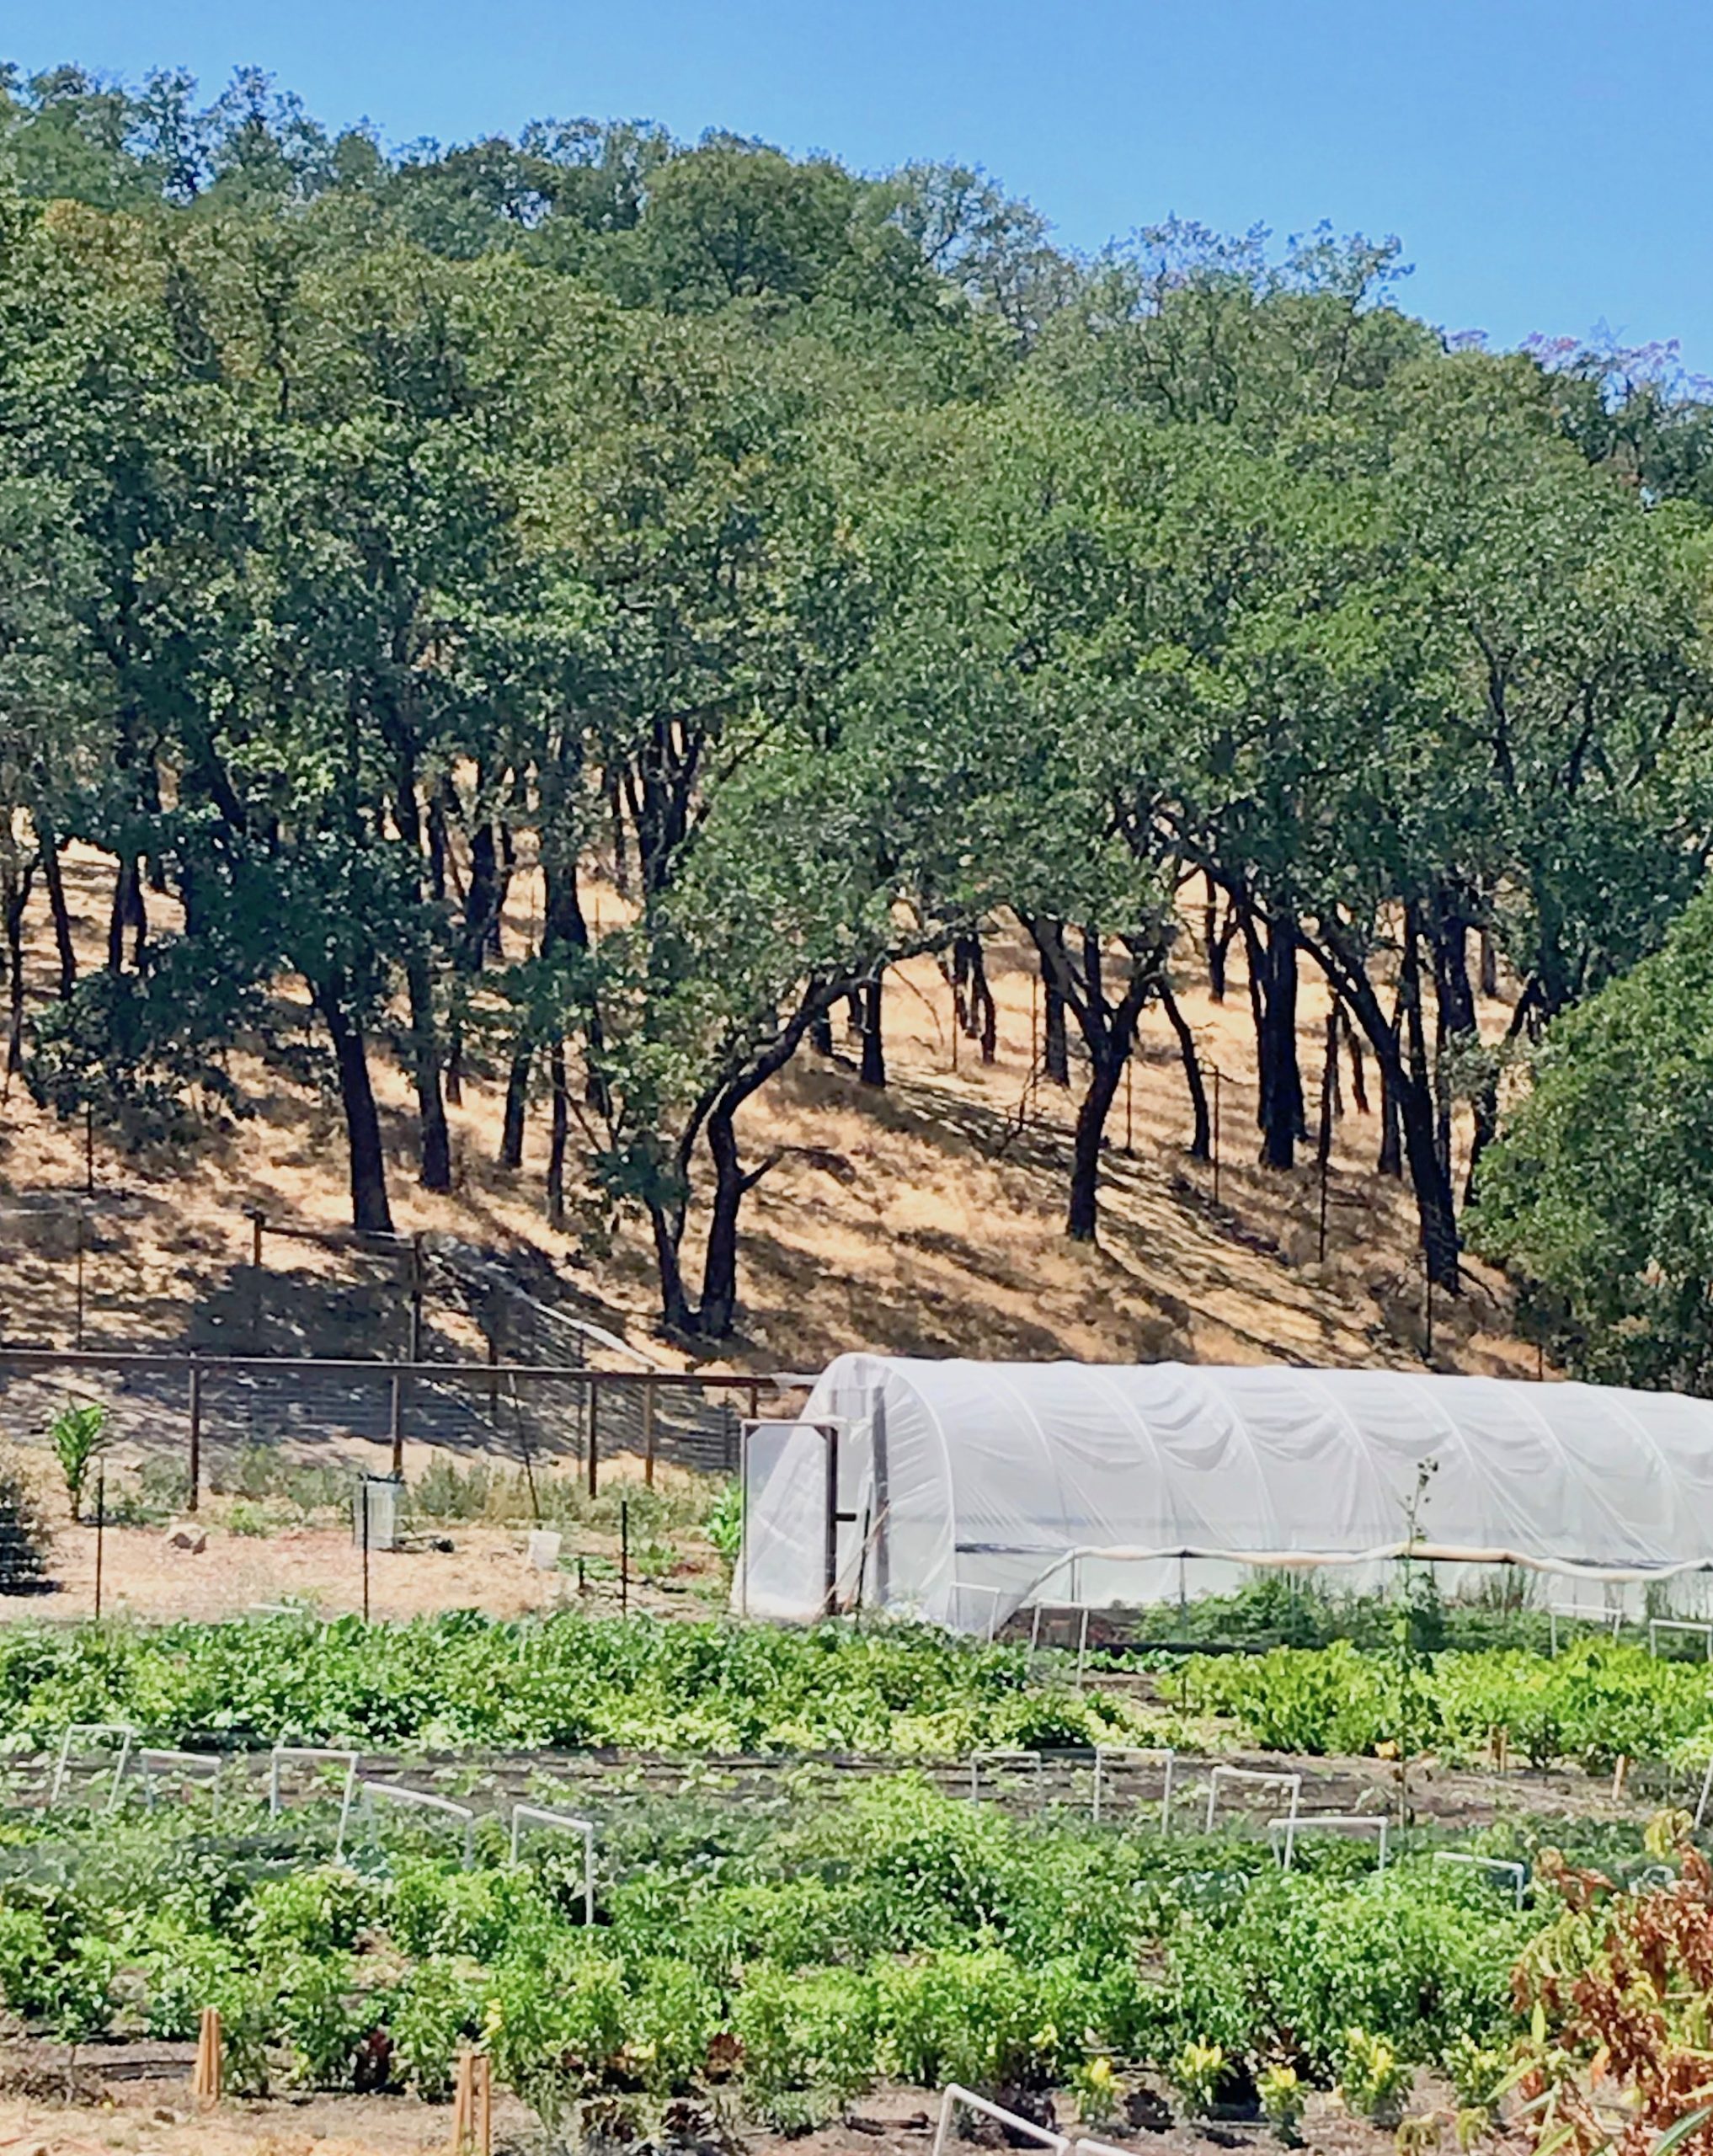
[3,65,1711,1369]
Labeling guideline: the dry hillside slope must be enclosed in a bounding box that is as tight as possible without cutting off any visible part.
[0,846,1538,1380]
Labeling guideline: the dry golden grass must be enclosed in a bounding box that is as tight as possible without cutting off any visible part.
[0,846,1535,1380]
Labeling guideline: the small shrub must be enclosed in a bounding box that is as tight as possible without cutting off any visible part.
[274,1949,367,2088]
[1335,2027,1412,2127]
[1070,2055,1123,2130]
[0,1449,51,1592]
[703,1482,742,1572]
[1175,2041,1227,2119]
[387,1956,486,2100]
[1258,2063,1305,2146]
[49,1401,109,1523]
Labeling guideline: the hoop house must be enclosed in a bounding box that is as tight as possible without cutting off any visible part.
[735,1355,1713,1632]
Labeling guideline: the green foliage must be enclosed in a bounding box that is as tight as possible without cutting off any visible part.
[703,1482,743,1572]
[1257,2062,1305,2144]
[48,1402,109,1524]
[1174,2040,1227,2117]
[0,1451,51,1592]
[0,1760,1566,2117]
[1188,1635,1713,1773]
[1334,2026,1414,2127]
[0,1609,1129,1757]
[1475,879,1713,1390]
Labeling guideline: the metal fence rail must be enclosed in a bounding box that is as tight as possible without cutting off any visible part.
[0,1348,799,1501]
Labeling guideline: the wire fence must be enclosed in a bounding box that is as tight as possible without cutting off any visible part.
[0,1348,802,1496]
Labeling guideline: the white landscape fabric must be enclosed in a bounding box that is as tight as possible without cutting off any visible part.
[735,1354,1713,1631]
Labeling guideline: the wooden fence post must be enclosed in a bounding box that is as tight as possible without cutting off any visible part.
[192,2005,223,2101]
[642,1381,655,1490]
[451,2047,492,2154]
[586,1379,599,1499]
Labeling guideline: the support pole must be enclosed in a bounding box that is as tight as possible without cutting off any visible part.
[248,1209,264,1354]
[388,1370,403,1478]
[642,1381,655,1490]
[361,1478,371,1624]
[586,1379,599,1499]
[1317,1071,1333,1266]
[93,1467,105,1620]
[621,1498,629,1615]
[74,1213,85,1352]
[823,1427,840,1617]
[408,1232,424,1363]
[187,1360,202,1513]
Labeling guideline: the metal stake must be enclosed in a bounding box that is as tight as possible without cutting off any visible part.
[93,1467,105,1620]
[187,1361,202,1513]
[621,1499,629,1615]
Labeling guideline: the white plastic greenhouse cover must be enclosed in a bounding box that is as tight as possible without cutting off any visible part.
[734,1354,1713,1633]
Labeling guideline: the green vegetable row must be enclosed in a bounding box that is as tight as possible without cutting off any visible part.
[0,1774,1541,2127]
[1186,1636,1713,1769]
[0,1611,1141,1757]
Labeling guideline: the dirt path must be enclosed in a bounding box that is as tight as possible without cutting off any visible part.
[0,2071,1439,2156]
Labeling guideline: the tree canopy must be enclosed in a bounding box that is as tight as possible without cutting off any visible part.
[4,60,1713,1351]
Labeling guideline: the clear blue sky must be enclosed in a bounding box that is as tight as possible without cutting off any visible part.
[13,0,1712,373]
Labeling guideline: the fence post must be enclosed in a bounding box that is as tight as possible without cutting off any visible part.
[248,1209,264,1353]
[408,1232,424,1362]
[388,1369,403,1478]
[586,1380,599,1499]
[642,1381,655,1490]
[187,1361,202,1513]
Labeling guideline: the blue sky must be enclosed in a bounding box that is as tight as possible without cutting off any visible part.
[12,0,1712,373]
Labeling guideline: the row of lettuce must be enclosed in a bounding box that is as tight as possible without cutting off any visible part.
[0,1774,1557,2125]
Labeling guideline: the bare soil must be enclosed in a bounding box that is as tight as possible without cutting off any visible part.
[0,2070,1443,2156]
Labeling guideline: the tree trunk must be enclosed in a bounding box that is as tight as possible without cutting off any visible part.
[1203,875,1236,1002]
[1160,978,1210,1161]
[404,953,451,1193]
[464,819,502,970]
[499,1041,531,1169]
[698,1106,746,1339]
[809,1010,833,1056]
[106,855,144,974]
[1478,927,1498,999]
[1039,924,1070,1085]
[1378,1059,1402,1177]
[3,865,29,1076]
[1067,1054,1126,1241]
[647,1198,695,1337]
[39,832,76,1000]
[1304,924,1459,1291]
[1245,909,1304,1171]
[546,1040,568,1229]
[953,932,997,1062]
[1321,1007,1342,1122]
[1342,1005,1370,1115]
[315,984,393,1232]
[859,974,885,1088]
[1025,915,1158,1242]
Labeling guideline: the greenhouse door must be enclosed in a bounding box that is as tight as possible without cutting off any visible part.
[737,1420,859,1620]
